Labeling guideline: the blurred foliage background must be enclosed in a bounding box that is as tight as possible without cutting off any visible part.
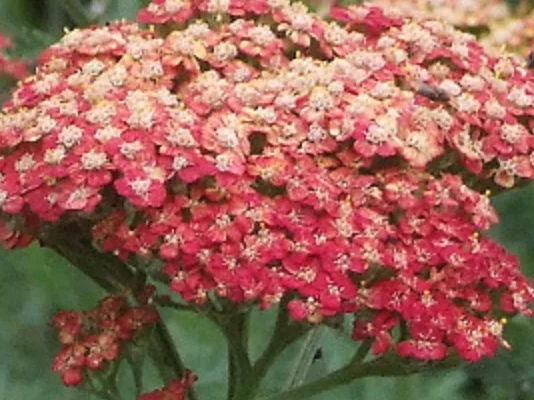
[3,0,534,399]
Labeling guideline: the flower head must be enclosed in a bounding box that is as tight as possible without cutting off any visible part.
[2,1,534,364]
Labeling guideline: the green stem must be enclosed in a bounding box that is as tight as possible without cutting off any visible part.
[59,0,93,26]
[231,302,310,400]
[228,310,251,398]
[227,349,237,400]
[259,357,392,400]
[211,311,252,399]
[351,340,372,364]
[284,326,326,389]
[260,354,462,400]
[155,297,201,313]
[231,313,253,388]
[40,221,136,292]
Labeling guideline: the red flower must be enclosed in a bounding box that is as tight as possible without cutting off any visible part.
[353,311,399,355]
[114,165,168,208]
[50,311,83,345]
[138,370,196,400]
[397,340,448,361]
[84,333,120,370]
[50,293,160,386]
[52,344,86,386]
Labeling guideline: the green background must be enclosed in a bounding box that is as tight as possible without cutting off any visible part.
[2,0,534,398]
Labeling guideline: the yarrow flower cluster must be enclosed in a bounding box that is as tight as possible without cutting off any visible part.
[1,0,534,387]
[50,291,158,386]
[0,32,27,81]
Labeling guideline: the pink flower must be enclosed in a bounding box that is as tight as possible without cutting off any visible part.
[397,340,448,361]
[115,165,168,208]
[137,0,197,24]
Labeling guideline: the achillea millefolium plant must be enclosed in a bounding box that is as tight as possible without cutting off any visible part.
[1,1,534,399]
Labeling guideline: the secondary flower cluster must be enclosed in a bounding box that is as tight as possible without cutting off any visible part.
[0,32,27,80]
[139,371,196,400]
[369,0,510,30]
[50,293,158,386]
[1,0,534,365]
[368,0,534,58]
[483,13,534,57]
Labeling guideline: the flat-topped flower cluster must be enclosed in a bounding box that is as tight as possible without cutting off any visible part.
[1,0,534,384]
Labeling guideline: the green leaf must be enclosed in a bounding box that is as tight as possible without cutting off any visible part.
[106,0,141,21]
[3,23,56,59]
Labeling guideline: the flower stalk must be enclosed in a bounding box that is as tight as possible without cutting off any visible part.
[260,354,461,400]
[211,311,253,399]
[150,321,199,400]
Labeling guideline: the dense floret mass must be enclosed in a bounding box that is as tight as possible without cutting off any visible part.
[1,0,534,364]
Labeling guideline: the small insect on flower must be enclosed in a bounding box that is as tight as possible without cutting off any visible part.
[417,84,450,102]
